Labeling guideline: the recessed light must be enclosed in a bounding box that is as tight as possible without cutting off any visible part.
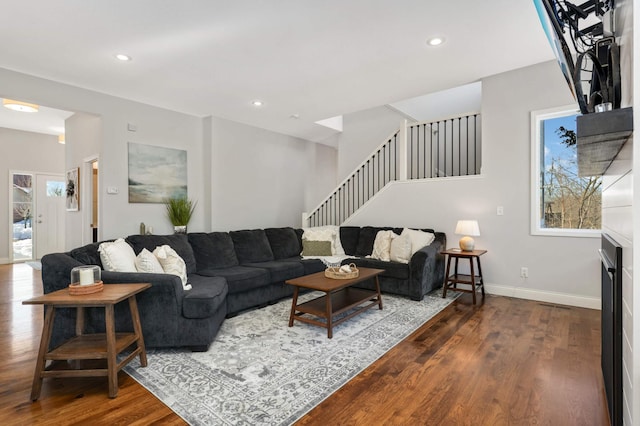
[3,98,39,112]
[252,100,264,107]
[427,37,445,46]
[115,54,132,61]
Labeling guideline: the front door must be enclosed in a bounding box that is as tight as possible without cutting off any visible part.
[35,174,65,259]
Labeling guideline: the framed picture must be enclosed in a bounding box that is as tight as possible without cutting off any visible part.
[128,142,188,203]
[66,167,79,211]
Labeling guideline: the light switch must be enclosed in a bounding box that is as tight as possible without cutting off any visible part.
[497,206,504,216]
[107,186,119,194]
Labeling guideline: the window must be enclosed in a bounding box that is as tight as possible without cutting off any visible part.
[530,106,601,237]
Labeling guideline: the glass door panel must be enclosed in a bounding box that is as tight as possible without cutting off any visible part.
[12,173,34,261]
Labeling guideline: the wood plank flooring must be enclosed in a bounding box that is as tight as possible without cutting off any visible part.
[0,263,608,425]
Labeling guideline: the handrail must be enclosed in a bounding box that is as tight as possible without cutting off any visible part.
[305,112,481,227]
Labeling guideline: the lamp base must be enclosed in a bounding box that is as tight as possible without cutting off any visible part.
[459,236,475,251]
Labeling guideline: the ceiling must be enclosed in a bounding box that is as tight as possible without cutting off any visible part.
[0,1,555,142]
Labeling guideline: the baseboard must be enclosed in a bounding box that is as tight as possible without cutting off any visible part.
[0,258,9,265]
[484,283,601,310]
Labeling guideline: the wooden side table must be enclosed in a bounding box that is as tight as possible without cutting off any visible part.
[22,283,150,400]
[441,249,487,304]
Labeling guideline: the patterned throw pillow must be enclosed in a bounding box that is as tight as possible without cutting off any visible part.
[301,240,333,256]
[302,226,346,255]
[153,245,191,290]
[390,234,412,264]
[135,248,164,274]
[371,230,398,262]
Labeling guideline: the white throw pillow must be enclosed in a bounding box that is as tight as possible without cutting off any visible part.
[371,230,397,262]
[135,248,164,274]
[98,238,137,272]
[302,226,346,255]
[401,228,436,256]
[390,234,412,264]
[153,245,191,290]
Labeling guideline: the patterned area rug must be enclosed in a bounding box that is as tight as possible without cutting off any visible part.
[124,290,457,425]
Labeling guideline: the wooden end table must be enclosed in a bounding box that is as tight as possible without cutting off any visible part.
[22,283,150,400]
[285,267,384,338]
[441,249,487,304]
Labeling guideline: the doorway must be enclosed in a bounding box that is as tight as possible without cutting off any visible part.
[35,174,65,258]
[10,172,65,261]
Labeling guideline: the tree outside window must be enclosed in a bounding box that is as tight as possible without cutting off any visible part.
[531,107,601,237]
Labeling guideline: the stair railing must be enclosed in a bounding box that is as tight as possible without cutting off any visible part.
[304,112,480,227]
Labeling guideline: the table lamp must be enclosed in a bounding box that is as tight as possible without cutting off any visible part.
[455,220,480,251]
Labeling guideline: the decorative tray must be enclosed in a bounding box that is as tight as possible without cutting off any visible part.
[325,263,359,280]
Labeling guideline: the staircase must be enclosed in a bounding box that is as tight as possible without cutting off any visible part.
[304,112,481,227]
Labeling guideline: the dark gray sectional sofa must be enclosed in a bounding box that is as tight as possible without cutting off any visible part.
[41,226,445,351]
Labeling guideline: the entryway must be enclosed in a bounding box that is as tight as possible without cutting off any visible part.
[10,171,65,262]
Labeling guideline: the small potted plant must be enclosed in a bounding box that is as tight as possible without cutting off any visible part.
[165,196,196,234]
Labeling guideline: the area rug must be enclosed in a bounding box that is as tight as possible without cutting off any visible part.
[26,261,42,270]
[124,290,457,425]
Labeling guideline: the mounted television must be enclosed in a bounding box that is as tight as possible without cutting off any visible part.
[533,0,578,99]
[533,0,620,114]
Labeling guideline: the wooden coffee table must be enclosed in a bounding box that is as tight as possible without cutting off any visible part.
[23,283,150,400]
[286,267,384,338]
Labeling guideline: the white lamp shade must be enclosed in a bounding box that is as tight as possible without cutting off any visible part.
[455,220,480,236]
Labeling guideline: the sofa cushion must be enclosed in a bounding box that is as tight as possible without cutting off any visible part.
[282,257,326,275]
[70,240,114,268]
[265,227,301,260]
[339,227,361,255]
[188,232,239,270]
[126,234,197,275]
[243,260,305,283]
[182,275,228,319]
[229,229,274,263]
[346,257,410,280]
[197,266,270,294]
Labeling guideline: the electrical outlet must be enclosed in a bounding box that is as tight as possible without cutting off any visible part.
[520,267,529,278]
[497,206,504,216]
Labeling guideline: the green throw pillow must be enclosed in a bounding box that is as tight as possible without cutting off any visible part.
[302,240,332,256]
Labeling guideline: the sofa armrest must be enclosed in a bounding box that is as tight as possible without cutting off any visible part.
[100,270,185,314]
[41,253,84,294]
[409,232,447,298]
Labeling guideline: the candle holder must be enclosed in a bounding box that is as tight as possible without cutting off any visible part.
[69,265,103,295]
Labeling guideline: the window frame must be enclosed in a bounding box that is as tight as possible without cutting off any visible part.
[530,105,601,238]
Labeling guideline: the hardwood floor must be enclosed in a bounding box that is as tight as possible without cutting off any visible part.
[0,263,608,425]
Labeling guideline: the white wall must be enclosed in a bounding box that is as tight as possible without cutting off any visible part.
[0,128,64,263]
[0,67,206,243]
[345,60,600,308]
[389,81,482,122]
[337,105,405,180]
[208,116,337,230]
[64,112,101,249]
